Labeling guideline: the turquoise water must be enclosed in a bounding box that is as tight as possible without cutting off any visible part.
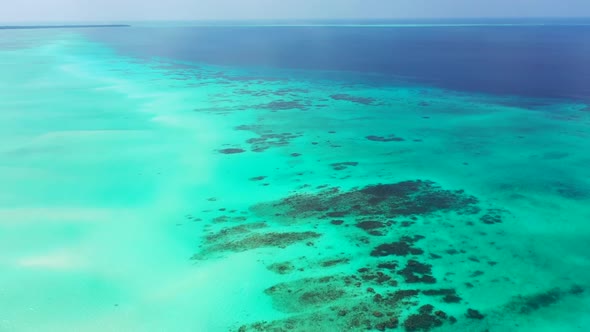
[1,28,589,331]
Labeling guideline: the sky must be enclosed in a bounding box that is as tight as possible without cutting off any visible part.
[1,0,590,23]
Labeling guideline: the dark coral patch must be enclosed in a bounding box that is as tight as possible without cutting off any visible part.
[298,288,345,307]
[465,309,485,319]
[326,211,347,218]
[213,72,285,82]
[446,249,459,255]
[264,276,346,313]
[258,100,307,111]
[480,209,504,224]
[219,148,245,154]
[470,270,484,278]
[330,162,359,171]
[267,261,295,274]
[249,176,267,181]
[371,241,422,257]
[205,222,267,243]
[330,93,375,105]
[371,236,424,257]
[570,285,584,295]
[360,182,421,197]
[398,260,436,284]
[222,231,320,251]
[389,289,420,302]
[246,132,302,152]
[404,305,447,331]
[249,266,469,332]
[377,262,398,270]
[235,88,309,97]
[366,135,405,142]
[194,230,320,258]
[252,273,413,329]
[236,125,303,152]
[253,180,479,221]
[209,214,248,223]
[320,258,350,267]
[518,289,561,313]
[358,269,393,284]
[356,220,385,231]
[505,286,584,315]
[554,181,590,199]
[442,294,462,303]
[422,289,457,296]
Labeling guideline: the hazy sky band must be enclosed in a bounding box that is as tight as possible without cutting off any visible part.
[2,0,590,22]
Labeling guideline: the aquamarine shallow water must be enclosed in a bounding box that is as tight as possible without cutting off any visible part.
[1,29,589,332]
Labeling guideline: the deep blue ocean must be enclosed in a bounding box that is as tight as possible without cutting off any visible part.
[84,18,590,100]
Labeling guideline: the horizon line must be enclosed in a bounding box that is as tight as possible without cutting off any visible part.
[2,16,590,24]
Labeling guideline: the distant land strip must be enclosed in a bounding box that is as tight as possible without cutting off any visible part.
[0,24,130,30]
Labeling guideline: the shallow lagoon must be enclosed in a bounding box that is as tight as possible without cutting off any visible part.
[0,27,589,331]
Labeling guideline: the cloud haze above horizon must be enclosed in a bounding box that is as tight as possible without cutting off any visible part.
[1,0,590,22]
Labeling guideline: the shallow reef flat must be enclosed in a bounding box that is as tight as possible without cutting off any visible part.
[0,31,589,332]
